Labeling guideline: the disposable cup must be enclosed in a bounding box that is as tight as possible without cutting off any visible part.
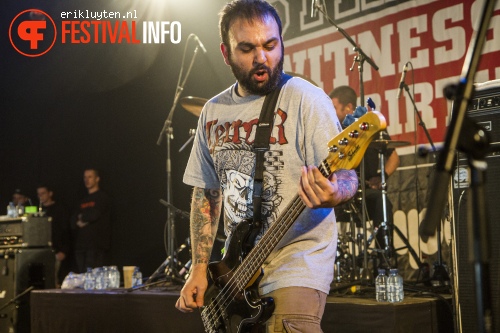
[123,266,136,288]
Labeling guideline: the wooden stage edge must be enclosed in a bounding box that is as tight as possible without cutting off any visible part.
[28,287,454,333]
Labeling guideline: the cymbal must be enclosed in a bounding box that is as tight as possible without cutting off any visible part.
[285,72,318,86]
[180,96,208,117]
[369,139,411,150]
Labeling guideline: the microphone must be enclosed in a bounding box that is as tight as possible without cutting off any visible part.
[192,34,207,54]
[311,0,318,18]
[397,62,409,99]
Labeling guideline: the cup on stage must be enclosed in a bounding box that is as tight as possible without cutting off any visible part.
[123,266,136,288]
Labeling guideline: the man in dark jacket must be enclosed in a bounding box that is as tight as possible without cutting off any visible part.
[71,168,111,273]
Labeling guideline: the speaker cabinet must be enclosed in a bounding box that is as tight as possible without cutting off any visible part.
[452,79,500,333]
[0,248,55,333]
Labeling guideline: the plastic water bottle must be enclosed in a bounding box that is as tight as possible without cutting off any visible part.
[84,268,95,290]
[109,266,120,288]
[387,268,404,302]
[7,202,17,218]
[103,266,110,289]
[375,268,388,302]
[132,267,142,287]
[93,267,105,290]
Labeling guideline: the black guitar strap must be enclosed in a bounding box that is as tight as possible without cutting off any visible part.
[252,73,292,227]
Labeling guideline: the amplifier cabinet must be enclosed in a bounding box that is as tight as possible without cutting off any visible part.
[452,79,500,333]
[0,216,51,248]
[0,248,55,333]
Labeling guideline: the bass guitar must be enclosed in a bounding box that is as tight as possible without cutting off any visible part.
[201,111,387,333]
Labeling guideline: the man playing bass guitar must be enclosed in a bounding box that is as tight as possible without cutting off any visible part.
[176,1,359,332]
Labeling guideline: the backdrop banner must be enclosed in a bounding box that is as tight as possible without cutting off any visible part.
[275,0,500,278]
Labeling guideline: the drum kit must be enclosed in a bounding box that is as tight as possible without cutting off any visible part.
[333,137,412,284]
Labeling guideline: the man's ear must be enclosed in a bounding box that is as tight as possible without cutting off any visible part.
[220,43,230,66]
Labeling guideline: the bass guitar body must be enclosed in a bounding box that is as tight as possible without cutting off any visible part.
[202,220,274,333]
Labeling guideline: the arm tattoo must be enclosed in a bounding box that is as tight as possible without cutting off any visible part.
[335,169,359,204]
[190,187,222,265]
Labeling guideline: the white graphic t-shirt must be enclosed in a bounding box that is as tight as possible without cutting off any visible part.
[183,76,342,295]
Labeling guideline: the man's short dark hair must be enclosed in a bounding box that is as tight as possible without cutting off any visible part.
[219,0,283,50]
[84,168,100,177]
[328,86,357,107]
[37,184,53,193]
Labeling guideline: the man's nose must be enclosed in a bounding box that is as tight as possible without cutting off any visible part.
[254,48,267,64]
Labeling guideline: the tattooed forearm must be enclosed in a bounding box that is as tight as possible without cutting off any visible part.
[190,187,222,265]
[335,169,359,204]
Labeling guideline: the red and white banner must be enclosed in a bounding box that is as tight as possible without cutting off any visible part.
[280,0,500,151]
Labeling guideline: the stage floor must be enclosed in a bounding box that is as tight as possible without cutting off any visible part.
[28,285,454,333]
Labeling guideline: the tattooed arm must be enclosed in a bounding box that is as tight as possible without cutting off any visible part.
[176,187,222,313]
[190,187,222,265]
[299,166,358,208]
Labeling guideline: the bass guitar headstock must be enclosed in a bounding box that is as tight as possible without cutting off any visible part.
[320,111,387,177]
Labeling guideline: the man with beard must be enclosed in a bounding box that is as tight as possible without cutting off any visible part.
[176,1,358,332]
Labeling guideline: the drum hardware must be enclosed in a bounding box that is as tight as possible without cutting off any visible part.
[370,134,410,267]
[369,136,430,280]
[345,203,360,281]
[179,129,197,153]
[334,235,352,283]
[179,96,208,117]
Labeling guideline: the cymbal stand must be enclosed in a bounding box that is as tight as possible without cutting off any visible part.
[376,134,392,262]
[347,202,361,281]
[156,34,202,283]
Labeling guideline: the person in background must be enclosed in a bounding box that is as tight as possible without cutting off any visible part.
[12,188,32,207]
[37,184,72,286]
[329,85,400,268]
[71,168,111,273]
[176,1,358,332]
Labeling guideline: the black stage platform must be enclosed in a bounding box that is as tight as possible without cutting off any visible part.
[29,286,453,333]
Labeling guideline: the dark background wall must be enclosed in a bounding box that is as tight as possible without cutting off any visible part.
[0,0,234,276]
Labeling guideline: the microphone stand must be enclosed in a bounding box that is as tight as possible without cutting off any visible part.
[0,286,34,312]
[419,1,496,332]
[156,34,201,284]
[314,1,379,284]
[400,69,447,286]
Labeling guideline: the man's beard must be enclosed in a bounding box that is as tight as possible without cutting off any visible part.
[229,55,284,96]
